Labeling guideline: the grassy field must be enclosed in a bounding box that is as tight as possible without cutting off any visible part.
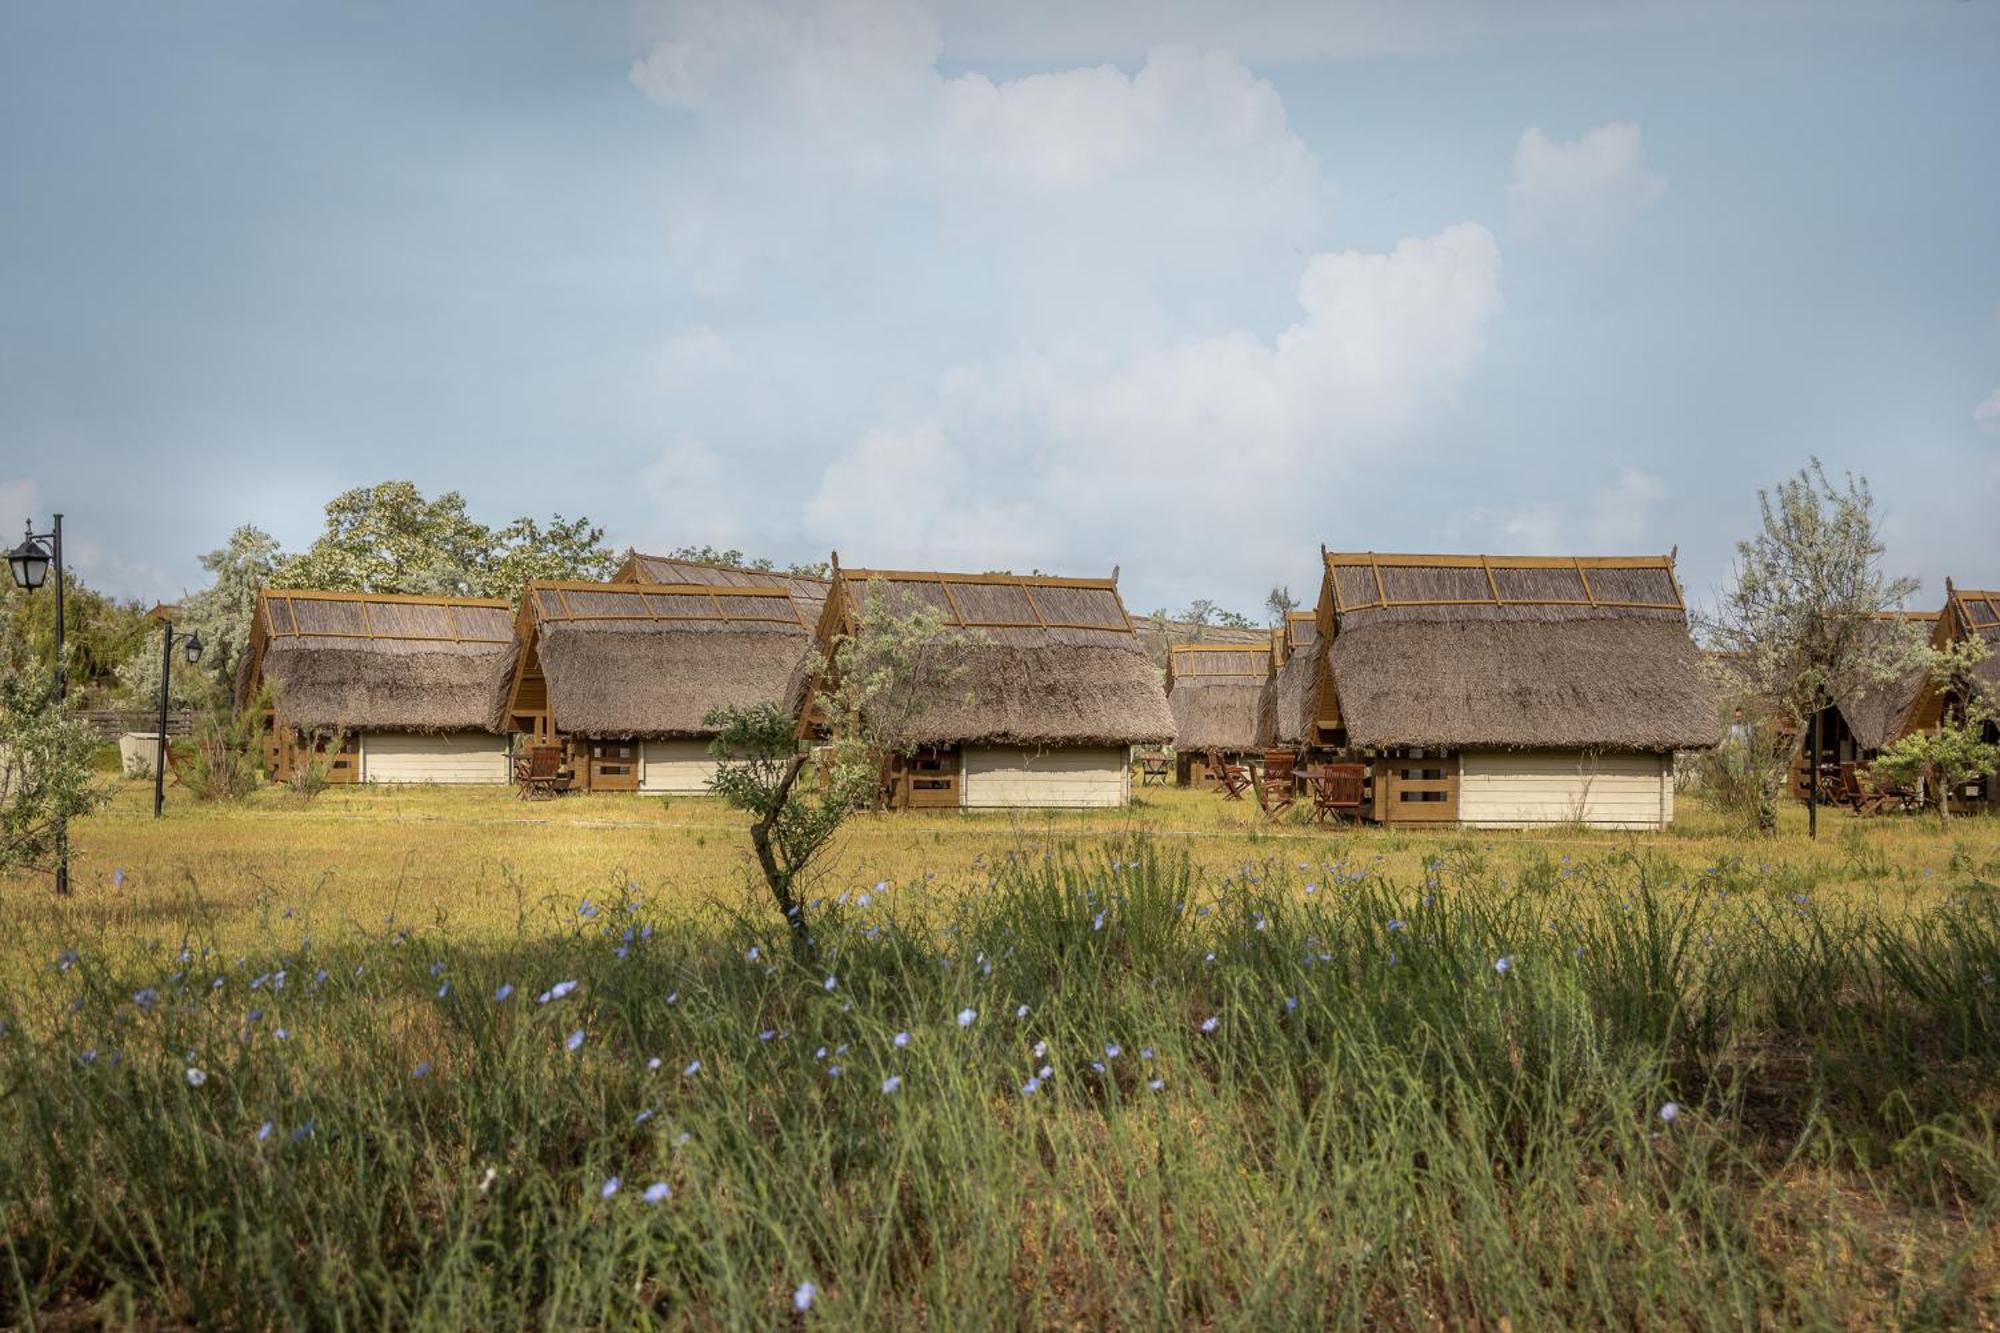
[4,780,2000,1326]
[12,777,2000,963]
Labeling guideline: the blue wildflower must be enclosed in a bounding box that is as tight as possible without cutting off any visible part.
[644,1182,671,1204]
[566,1029,586,1052]
[1199,1016,1219,1034]
[185,1067,208,1087]
[881,1075,901,1094]
[957,1008,977,1027]
[893,1031,911,1048]
[683,1059,701,1077]
[257,1121,274,1142]
[494,983,514,1003]
[794,1281,817,1312]
[600,1176,620,1199]
[413,1061,432,1078]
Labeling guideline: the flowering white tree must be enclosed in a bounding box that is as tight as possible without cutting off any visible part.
[1700,461,1921,834]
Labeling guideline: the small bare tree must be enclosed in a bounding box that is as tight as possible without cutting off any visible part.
[705,584,978,950]
[1700,460,1922,835]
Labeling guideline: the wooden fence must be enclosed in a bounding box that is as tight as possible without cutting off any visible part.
[79,710,194,741]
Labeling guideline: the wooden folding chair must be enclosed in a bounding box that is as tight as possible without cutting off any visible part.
[1207,749,1251,801]
[514,746,567,800]
[1311,763,1367,825]
[1253,750,1296,818]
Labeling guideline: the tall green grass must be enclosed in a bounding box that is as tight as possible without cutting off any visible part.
[4,843,1999,1328]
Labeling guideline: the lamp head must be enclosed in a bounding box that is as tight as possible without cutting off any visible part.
[8,526,50,592]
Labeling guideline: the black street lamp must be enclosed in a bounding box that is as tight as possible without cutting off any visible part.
[152,615,203,819]
[9,514,67,895]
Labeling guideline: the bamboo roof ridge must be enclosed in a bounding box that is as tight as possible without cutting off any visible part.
[616,551,830,619]
[519,580,812,739]
[1316,551,1720,752]
[811,565,1175,748]
[244,589,519,733]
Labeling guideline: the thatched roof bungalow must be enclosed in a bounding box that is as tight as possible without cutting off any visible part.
[241,589,518,785]
[1165,642,1270,786]
[1258,610,1320,753]
[504,580,814,793]
[800,564,1174,809]
[1786,612,1936,797]
[1307,551,1719,829]
[1898,582,2000,808]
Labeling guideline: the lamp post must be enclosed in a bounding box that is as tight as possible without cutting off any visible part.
[8,514,67,895]
[152,616,203,819]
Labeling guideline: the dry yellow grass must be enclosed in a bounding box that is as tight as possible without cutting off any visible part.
[7,776,1997,969]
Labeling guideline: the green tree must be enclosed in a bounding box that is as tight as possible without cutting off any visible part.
[2,573,148,704]
[1700,461,1922,834]
[1871,636,2000,818]
[1265,585,1298,626]
[0,661,108,888]
[273,482,613,600]
[487,515,618,596]
[118,525,283,710]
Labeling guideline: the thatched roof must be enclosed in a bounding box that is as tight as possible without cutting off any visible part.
[519,581,811,739]
[1830,613,1937,750]
[811,567,1174,747]
[1950,587,2000,706]
[616,552,830,620]
[1166,644,1268,753]
[1317,553,1720,752]
[1258,612,1319,748]
[245,590,518,733]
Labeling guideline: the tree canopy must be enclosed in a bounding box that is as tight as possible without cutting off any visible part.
[272,482,615,601]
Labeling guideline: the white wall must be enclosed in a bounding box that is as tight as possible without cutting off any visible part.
[361,732,511,785]
[961,746,1131,809]
[641,739,720,795]
[1457,750,1672,830]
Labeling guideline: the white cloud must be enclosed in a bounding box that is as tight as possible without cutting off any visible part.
[1585,467,1666,547]
[637,437,747,549]
[1976,387,2000,435]
[632,1,1323,330]
[804,223,1504,583]
[651,326,734,384]
[0,479,42,536]
[1465,467,1668,555]
[1507,122,1666,243]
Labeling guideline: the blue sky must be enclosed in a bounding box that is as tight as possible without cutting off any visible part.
[3,1,1996,618]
